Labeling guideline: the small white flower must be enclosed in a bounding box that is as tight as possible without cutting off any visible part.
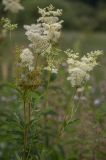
[94,99,101,106]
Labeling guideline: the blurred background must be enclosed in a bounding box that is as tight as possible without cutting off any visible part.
[0,0,106,160]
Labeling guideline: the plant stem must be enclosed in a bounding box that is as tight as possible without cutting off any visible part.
[45,71,51,108]
[23,96,27,160]
[28,101,31,124]
[43,71,51,146]
[23,91,32,160]
[35,53,39,69]
[57,88,78,139]
[23,91,31,160]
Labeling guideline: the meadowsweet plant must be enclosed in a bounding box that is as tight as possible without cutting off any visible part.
[16,5,63,88]
[59,49,103,134]
[2,0,24,13]
[14,5,64,159]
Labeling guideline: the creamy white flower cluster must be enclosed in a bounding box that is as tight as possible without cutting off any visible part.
[24,5,63,52]
[2,0,24,13]
[20,48,34,71]
[23,5,63,74]
[66,50,103,87]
